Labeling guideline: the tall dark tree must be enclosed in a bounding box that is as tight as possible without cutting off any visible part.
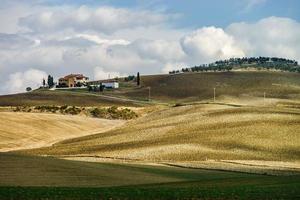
[137,72,140,86]
[47,75,54,88]
[42,78,46,87]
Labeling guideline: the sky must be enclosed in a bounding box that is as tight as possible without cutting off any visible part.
[0,0,300,94]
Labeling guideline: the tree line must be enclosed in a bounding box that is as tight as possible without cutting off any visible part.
[169,57,300,74]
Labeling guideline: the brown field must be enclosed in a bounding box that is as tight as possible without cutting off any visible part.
[21,100,300,165]
[102,71,300,102]
[0,112,125,152]
[0,89,141,107]
[0,72,300,177]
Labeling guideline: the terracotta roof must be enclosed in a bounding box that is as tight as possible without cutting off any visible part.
[64,74,87,79]
[59,74,89,80]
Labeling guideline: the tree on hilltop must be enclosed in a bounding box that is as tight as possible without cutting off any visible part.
[47,75,54,88]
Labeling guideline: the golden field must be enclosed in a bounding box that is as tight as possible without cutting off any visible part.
[0,112,124,152]
[22,99,300,164]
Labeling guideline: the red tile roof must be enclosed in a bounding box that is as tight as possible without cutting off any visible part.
[59,74,89,81]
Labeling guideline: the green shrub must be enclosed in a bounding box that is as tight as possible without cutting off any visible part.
[34,105,60,113]
[90,108,107,118]
[90,106,137,120]
[64,106,81,115]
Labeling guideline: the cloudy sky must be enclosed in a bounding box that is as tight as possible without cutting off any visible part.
[0,0,300,94]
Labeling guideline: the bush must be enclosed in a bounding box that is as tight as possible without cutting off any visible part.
[118,108,138,120]
[59,105,68,113]
[90,106,137,120]
[90,108,106,118]
[34,105,60,113]
[64,106,81,115]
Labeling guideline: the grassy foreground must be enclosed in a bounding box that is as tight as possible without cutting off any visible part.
[0,153,299,200]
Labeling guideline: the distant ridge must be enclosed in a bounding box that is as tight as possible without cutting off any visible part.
[169,57,300,74]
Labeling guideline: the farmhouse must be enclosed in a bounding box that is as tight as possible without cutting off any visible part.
[87,79,119,89]
[58,74,89,88]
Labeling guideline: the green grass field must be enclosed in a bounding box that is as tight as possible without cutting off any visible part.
[0,153,299,200]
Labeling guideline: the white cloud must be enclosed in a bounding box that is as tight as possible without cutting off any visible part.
[227,16,300,61]
[19,5,175,34]
[3,69,47,94]
[130,39,186,62]
[180,27,245,63]
[94,67,127,80]
[162,62,187,74]
[75,34,130,46]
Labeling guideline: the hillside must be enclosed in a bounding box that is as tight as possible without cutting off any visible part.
[170,57,299,74]
[2,71,300,199]
[1,71,300,105]
[91,71,300,103]
[22,102,300,163]
[0,89,141,107]
[0,112,124,152]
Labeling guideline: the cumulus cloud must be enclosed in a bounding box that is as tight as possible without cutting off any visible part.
[227,16,300,61]
[162,62,187,74]
[94,67,127,80]
[3,69,47,94]
[130,39,185,62]
[19,5,175,34]
[181,27,245,63]
[0,33,34,49]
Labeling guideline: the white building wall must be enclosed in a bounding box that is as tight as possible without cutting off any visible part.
[102,82,119,88]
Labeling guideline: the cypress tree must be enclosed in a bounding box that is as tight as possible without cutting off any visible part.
[137,72,140,86]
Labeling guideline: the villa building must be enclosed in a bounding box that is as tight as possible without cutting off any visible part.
[58,74,89,87]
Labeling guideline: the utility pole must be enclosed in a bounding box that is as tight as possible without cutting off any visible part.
[213,87,216,102]
[148,87,151,101]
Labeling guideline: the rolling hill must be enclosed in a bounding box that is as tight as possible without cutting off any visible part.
[1,71,300,199]
[22,102,300,163]
[122,71,300,102]
[0,112,124,152]
[0,89,141,107]
[1,71,300,105]
[6,71,299,171]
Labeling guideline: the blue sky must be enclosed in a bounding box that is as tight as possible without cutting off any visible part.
[0,0,299,94]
